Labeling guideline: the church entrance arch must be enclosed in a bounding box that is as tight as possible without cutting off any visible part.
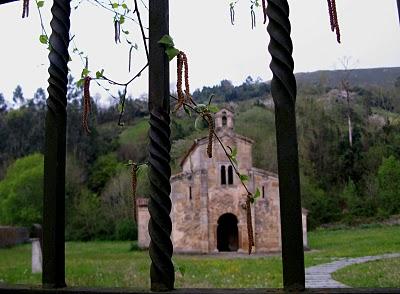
[217,213,239,252]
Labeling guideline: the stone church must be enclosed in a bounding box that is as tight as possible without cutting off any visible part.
[138,108,308,253]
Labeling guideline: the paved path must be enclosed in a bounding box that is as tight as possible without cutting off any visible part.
[305,253,400,288]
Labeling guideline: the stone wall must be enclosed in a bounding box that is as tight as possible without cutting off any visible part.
[137,199,150,248]
[171,170,208,253]
[0,226,29,248]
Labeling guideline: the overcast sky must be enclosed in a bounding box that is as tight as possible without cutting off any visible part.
[0,0,399,105]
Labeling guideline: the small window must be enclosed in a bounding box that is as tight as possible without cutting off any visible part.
[262,186,265,198]
[189,186,192,200]
[222,116,227,126]
[221,166,226,185]
[228,165,233,185]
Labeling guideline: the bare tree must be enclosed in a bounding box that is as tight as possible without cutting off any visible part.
[338,56,358,147]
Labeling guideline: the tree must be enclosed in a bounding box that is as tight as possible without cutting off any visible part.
[0,93,7,113]
[12,85,25,107]
[0,153,43,226]
[377,156,400,215]
[88,153,123,193]
[33,87,47,109]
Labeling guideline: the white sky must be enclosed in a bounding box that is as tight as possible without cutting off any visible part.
[0,0,399,105]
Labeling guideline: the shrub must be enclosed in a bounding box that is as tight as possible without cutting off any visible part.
[0,153,43,226]
[115,219,137,241]
[378,156,400,215]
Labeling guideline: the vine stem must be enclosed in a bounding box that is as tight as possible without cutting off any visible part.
[133,0,149,60]
[101,62,148,86]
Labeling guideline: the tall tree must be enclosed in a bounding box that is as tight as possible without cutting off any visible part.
[33,87,47,110]
[0,93,7,113]
[12,85,25,107]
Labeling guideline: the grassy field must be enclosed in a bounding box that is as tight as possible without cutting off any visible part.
[332,257,400,288]
[119,119,149,145]
[0,225,400,288]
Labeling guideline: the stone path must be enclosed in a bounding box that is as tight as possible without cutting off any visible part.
[305,253,400,288]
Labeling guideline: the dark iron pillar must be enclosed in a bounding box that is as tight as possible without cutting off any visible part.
[42,0,70,288]
[148,0,174,291]
[266,0,305,290]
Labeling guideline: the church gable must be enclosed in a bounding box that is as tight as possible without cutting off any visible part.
[137,108,308,253]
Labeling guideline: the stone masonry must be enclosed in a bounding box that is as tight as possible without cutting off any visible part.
[138,108,308,253]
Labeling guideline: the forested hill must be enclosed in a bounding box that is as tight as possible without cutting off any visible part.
[191,67,400,103]
[295,67,400,89]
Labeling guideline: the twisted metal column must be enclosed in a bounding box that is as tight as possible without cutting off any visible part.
[266,0,305,290]
[42,0,70,288]
[148,0,174,291]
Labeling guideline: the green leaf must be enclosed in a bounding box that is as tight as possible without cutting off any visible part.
[231,146,238,158]
[194,116,203,130]
[119,15,125,24]
[96,69,104,79]
[121,3,127,9]
[239,174,249,182]
[231,157,238,165]
[112,2,118,8]
[208,104,219,113]
[39,34,48,44]
[37,0,44,8]
[76,78,84,88]
[122,29,129,35]
[254,188,261,199]
[183,105,191,117]
[81,67,90,78]
[158,35,175,47]
[165,47,180,61]
[194,104,207,113]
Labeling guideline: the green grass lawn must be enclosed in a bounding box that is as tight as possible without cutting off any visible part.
[332,257,400,288]
[1,225,400,288]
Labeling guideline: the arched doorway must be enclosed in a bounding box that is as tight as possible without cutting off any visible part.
[217,213,239,252]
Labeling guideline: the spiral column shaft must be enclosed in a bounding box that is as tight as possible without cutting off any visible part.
[42,0,70,288]
[266,0,305,290]
[148,0,174,291]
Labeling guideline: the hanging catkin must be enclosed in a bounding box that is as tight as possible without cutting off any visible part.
[327,0,341,43]
[131,163,138,223]
[246,196,255,254]
[82,76,91,134]
[262,0,267,24]
[175,52,185,111]
[22,0,29,18]
[203,112,214,158]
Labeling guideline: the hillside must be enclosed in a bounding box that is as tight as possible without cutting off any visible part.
[295,67,400,89]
